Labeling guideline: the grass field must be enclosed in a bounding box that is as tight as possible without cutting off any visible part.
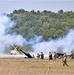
[0,58,74,75]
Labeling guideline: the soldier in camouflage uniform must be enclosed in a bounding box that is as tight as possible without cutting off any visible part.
[62,53,68,67]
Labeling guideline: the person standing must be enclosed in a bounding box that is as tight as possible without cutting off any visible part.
[40,52,44,59]
[37,53,40,58]
[70,51,73,59]
[49,52,53,61]
[53,52,57,60]
[62,53,68,67]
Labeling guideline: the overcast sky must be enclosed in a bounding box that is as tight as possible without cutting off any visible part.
[0,0,74,14]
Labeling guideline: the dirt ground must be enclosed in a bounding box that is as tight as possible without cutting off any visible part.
[0,58,74,75]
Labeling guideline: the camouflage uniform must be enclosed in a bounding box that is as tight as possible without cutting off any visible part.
[70,51,73,59]
[37,53,40,58]
[53,52,57,60]
[62,53,68,67]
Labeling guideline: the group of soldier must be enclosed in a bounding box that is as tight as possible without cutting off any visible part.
[36,52,58,60]
[37,51,73,59]
[37,52,44,59]
[36,51,74,67]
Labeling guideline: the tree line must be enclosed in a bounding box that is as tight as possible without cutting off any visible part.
[7,9,74,41]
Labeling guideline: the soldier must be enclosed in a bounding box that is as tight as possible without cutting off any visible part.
[62,53,68,67]
[37,53,40,58]
[32,55,35,58]
[40,52,44,59]
[70,51,73,59]
[53,52,57,60]
[49,52,52,60]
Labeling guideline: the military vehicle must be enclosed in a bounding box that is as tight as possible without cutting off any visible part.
[19,49,32,58]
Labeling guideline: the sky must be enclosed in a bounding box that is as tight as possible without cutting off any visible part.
[0,0,74,14]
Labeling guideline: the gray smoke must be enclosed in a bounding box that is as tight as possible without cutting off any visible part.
[32,29,74,54]
[0,13,26,54]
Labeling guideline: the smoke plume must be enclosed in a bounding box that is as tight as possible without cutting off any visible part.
[32,29,74,54]
[0,13,74,54]
[0,13,26,54]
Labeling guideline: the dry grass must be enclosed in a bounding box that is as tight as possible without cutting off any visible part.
[0,58,74,75]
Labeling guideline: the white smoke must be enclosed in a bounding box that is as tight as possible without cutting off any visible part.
[32,29,74,54]
[27,36,42,45]
[0,13,74,55]
[0,13,26,54]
